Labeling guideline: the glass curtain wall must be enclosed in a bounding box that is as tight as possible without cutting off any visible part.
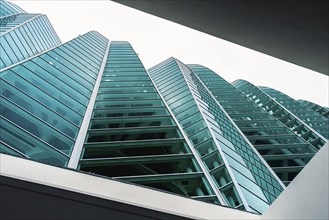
[149,58,284,213]
[233,80,327,149]
[0,1,61,69]
[0,31,108,167]
[78,42,220,205]
[0,0,25,17]
[259,86,329,139]
[299,99,329,119]
[190,66,319,186]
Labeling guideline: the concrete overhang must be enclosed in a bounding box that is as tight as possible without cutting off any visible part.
[0,153,259,220]
[112,0,329,76]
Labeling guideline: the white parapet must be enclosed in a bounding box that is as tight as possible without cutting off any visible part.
[262,142,329,220]
[3,143,327,219]
[0,153,259,220]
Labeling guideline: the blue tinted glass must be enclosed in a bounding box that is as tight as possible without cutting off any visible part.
[10,31,28,59]
[1,80,78,139]
[1,36,18,64]
[22,24,41,52]
[10,65,86,114]
[33,57,92,96]
[1,98,74,154]
[2,70,82,126]
[15,29,33,56]
[0,117,68,167]
[22,61,89,106]
[40,54,94,91]
[19,26,38,54]
[47,50,96,84]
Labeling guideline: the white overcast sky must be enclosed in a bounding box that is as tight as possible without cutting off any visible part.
[11,0,329,107]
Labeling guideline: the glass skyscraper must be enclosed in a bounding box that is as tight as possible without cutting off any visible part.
[76,42,228,207]
[1,30,108,166]
[1,0,328,216]
[258,86,329,139]
[148,58,285,213]
[0,0,60,69]
[299,99,329,119]
[233,80,327,147]
[184,66,324,185]
[0,1,24,17]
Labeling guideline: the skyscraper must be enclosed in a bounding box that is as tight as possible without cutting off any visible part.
[182,65,324,185]
[1,31,108,166]
[258,85,329,139]
[74,41,228,207]
[0,0,61,68]
[0,1,328,219]
[298,99,329,119]
[0,0,24,16]
[148,58,285,213]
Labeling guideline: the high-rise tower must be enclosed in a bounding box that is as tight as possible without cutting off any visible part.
[74,41,229,206]
[149,57,328,192]
[148,58,285,213]
[299,99,329,119]
[258,86,329,139]
[0,0,24,16]
[1,31,108,166]
[187,66,324,186]
[0,0,61,69]
[1,1,328,219]
[232,80,327,149]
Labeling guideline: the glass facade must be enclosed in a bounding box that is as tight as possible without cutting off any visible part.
[1,0,327,215]
[0,31,108,166]
[299,99,329,120]
[188,66,320,187]
[0,1,61,69]
[0,0,25,17]
[233,80,327,148]
[77,42,223,205]
[259,86,329,139]
[149,58,285,213]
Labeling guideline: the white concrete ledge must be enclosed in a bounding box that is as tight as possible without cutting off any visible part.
[2,142,327,219]
[0,153,259,220]
[263,143,328,220]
